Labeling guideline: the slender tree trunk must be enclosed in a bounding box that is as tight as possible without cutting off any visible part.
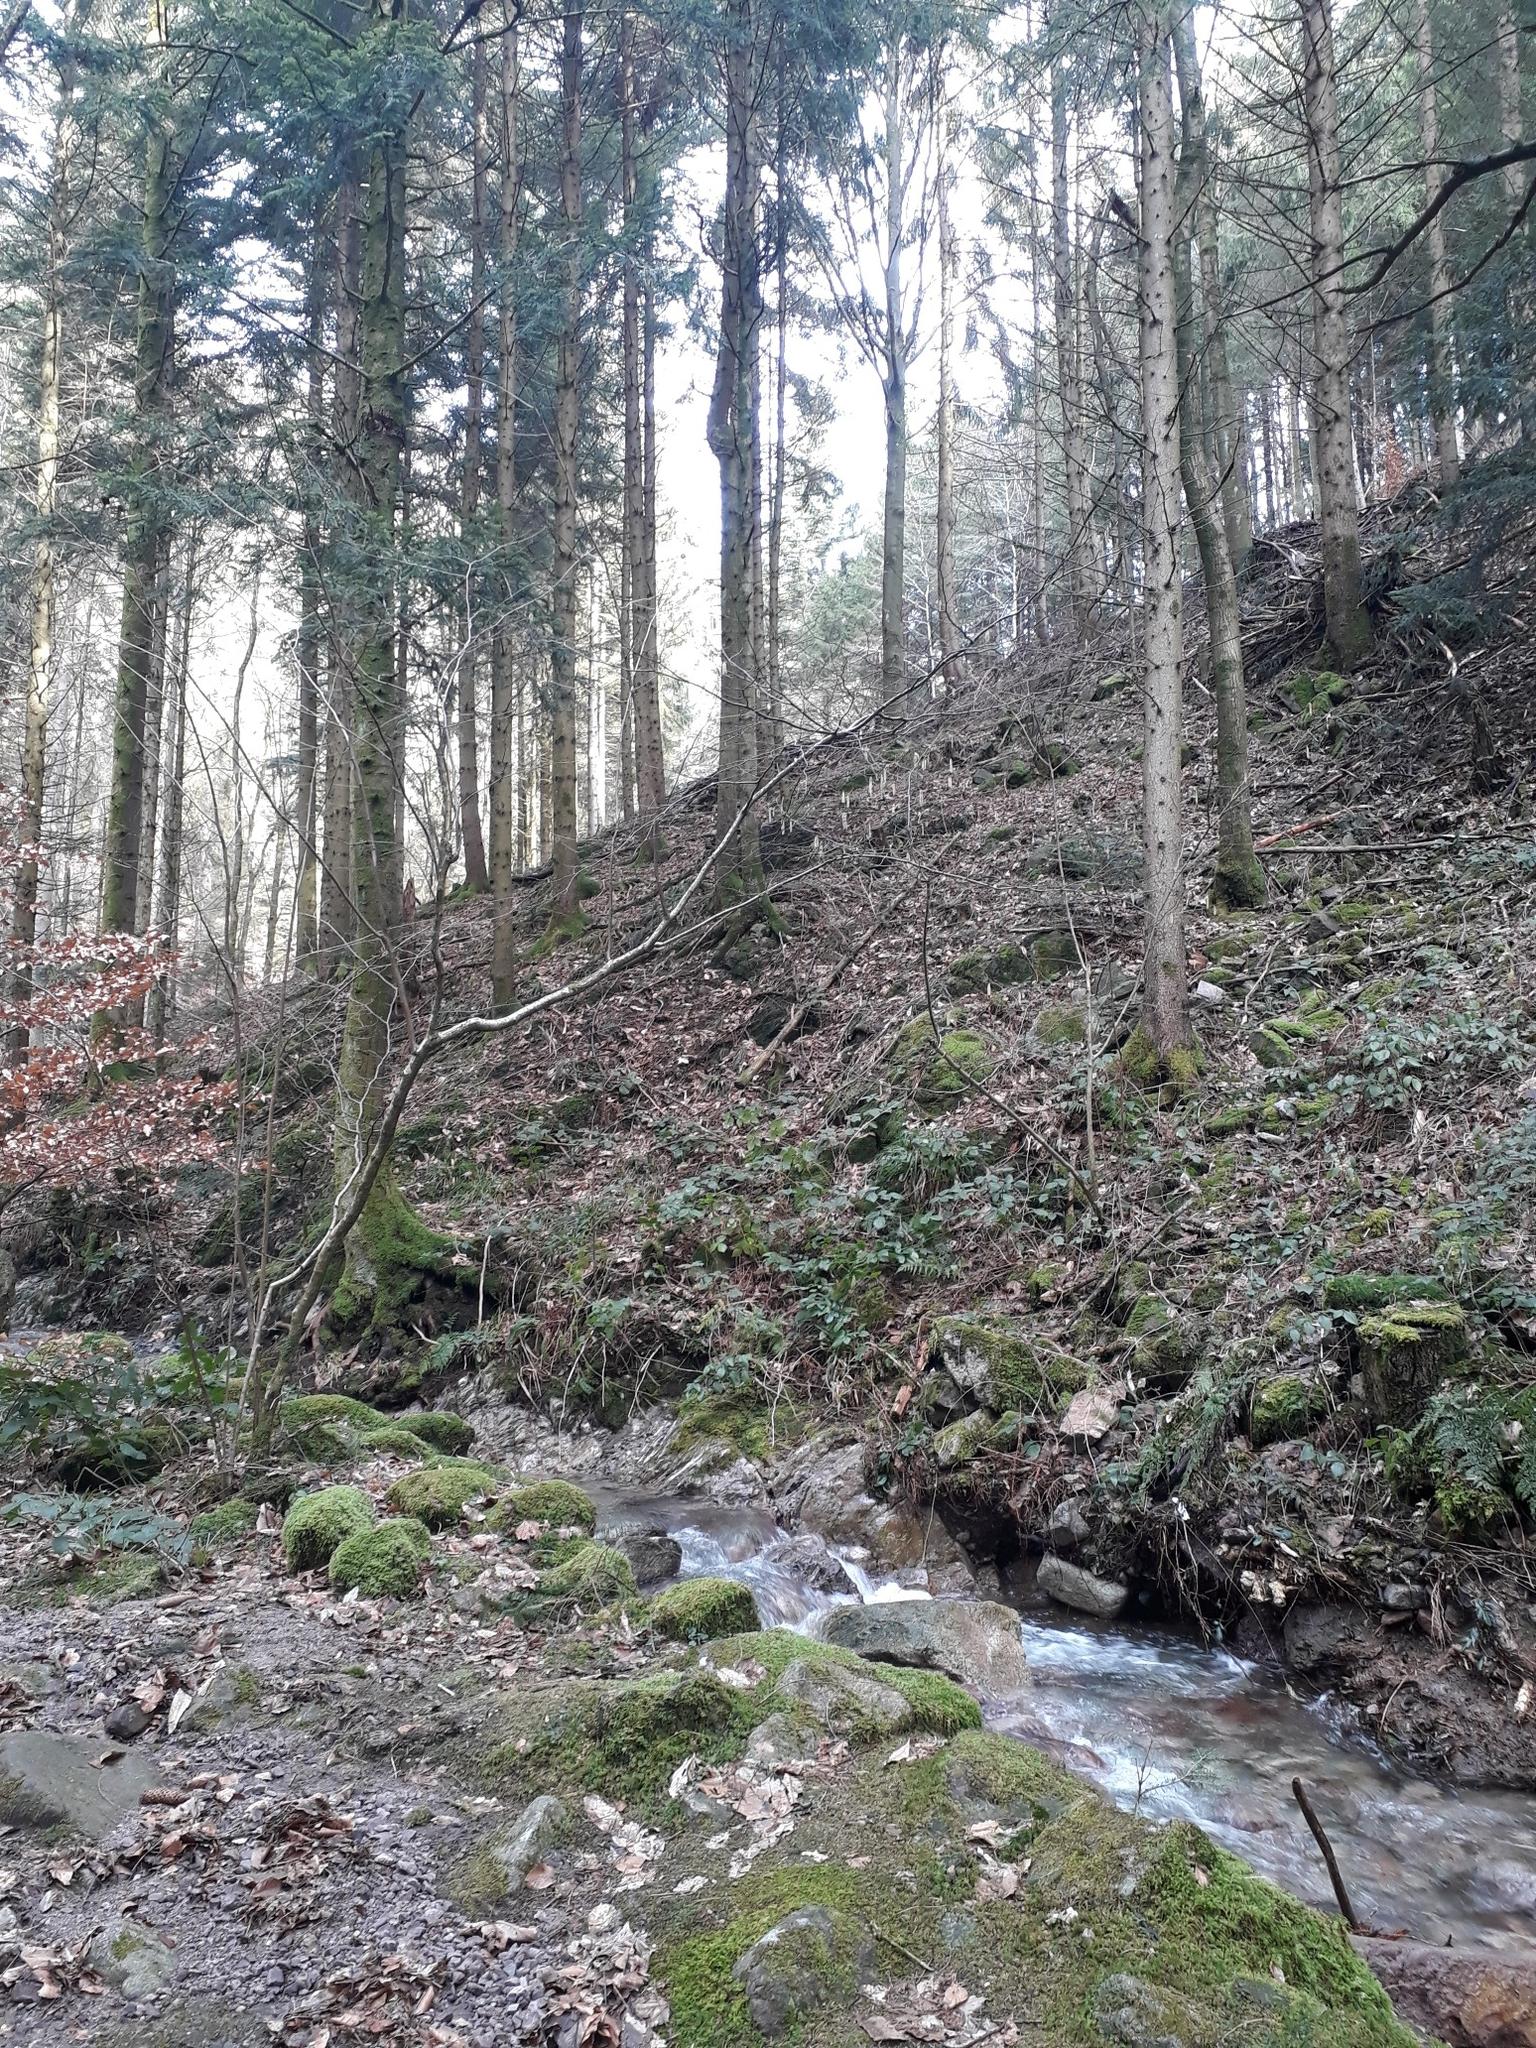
[934,47,961,686]
[637,274,664,809]
[1190,148,1252,572]
[11,1,88,1056]
[1133,1,1192,1076]
[548,5,583,920]
[1497,1,1533,442]
[1050,45,1095,642]
[1414,0,1459,488]
[1173,14,1262,912]
[457,38,491,891]
[709,0,762,906]
[295,220,324,969]
[332,0,411,1273]
[135,552,170,932]
[767,72,788,757]
[879,40,908,706]
[102,0,177,962]
[225,561,262,982]
[490,9,521,1006]
[321,160,362,968]
[147,545,193,1045]
[620,14,643,822]
[1300,0,1371,668]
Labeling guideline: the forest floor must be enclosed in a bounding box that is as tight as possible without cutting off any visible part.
[4,472,1536,2045]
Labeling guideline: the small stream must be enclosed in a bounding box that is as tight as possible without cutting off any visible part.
[593,1486,1536,1956]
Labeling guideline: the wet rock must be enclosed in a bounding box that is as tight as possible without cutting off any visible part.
[777,1656,913,1737]
[1355,1936,1536,2048]
[765,1535,856,1596]
[1037,1553,1129,1620]
[731,1905,876,2036]
[104,1701,153,1742]
[772,1434,972,1591]
[98,1915,179,2002]
[1045,1500,1091,1554]
[495,1795,567,1886]
[818,1598,1029,1695]
[0,1730,160,1841]
[613,1528,683,1587]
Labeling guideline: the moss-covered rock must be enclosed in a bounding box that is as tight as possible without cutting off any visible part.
[1357,1302,1468,1426]
[281,1485,375,1572]
[539,1539,638,1606]
[328,1516,431,1597]
[492,1478,596,1535]
[1249,1374,1328,1448]
[929,1313,1087,1414]
[384,1458,499,1529]
[650,1576,760,1642]
[400,1410,474,1456]
[1322,1272,1452,1311]
[1030,1002,1086,1049]
[278,1393,386,1461]
[889,1016,996,1110]
[357,1422,439,1459]
[189,1497,257,1549]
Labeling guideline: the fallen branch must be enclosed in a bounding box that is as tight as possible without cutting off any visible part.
[1291,1776,1362,1932]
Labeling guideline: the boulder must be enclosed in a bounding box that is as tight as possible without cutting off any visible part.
[613,1529,684,1587]
[97,1916,179,2002]
[763,1534,856,1596]
[776,1656,913,1737]
[1045,1500,1091,1554]
[927,1314,1086,1416]
[818,1598,1029,1696]
[495,1794,567,1886]
[1355,1936,1536,2048]
[771,1435,973,1593]
[1037,1553,1129,1620]
[0,1730,159,1842]
[1058,1384,1123,1444]
[731,1905,877,2037]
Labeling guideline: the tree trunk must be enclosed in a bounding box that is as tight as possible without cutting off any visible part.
[1497,1,1533,442]
[332,0,411,1285]
[1173,14,1262,914]
[490,8,521,1006]
[101,0,177,962]
[548,5,582,920]
[934,48,962,686]
[1191,146,1252,572]
[877,41,908,706]
[11,0,88,1056]
[620,14,644,821]
[457,37,490,891]
[1414,0,1459,488]
[637,272,664,810]
[1300,0,1371,668]
[766,69,788,759]
[1132,1,1192,1079]
[147,544,194,1045]
[1050,44,1095,643]
[295,219,324,970]
[321,159,362,968]
[708,0,762,906]
[135,551,170,933]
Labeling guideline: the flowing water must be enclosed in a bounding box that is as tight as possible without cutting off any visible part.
[593,1486,1536,1957]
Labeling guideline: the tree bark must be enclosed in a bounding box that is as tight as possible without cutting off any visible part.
[1414,0,1459,489]
[295,217,324,970]
[1497,1,1533,442]
[878,39,908,705]
[101,0,177,961]
[1133,0,1192,1076]
[321,158,362,968]
[1173,13,1262,913]
[457,37,490,891]
[147,542,194,1045]
[934,46,962,686]
[490,7,521,1006]
[1050,43,1095,642]
[1300,0,1371,668]
[548,5,583,920]
[11,0,89,1056]
[637,271,664,809]
[708,0,763,906]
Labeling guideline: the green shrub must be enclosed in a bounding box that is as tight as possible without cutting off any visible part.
[281,1485,375,1571]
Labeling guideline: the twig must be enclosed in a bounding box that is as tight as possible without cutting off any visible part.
[1291,1777,1361,1931]
[873,1924,934,1973]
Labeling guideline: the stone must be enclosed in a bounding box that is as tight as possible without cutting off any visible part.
[1092,1973,1199,2048]
[495,1795,567,1886]
[1058,1385,1123,1444]
[1355,1935,1536,2048]
[1093,961,1138,1005]
[1037,1553,1129,1621]
[1192,979,1227,1008]
[776,1657,913,1737]
[1380,1582,1428,1613]
[772,1435,972,1590]
[613,1529,683,1587]
[98,1916,179,2002]
[1045,1500,1091,1554]
[745,1712,814,1767]
[764,1535,856,1596]
[104,1702,152,1743]
[818,1598,1029,1696]
[731,1905,876,2037]
[0,1731,160,1842]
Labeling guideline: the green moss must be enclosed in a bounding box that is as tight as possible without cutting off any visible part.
[482,1667,742,1805]
[394,1410,473,1455]
[650,1576,760,1642]
[1323,1272,1452,1311]
[889,1016,996,1109]
[1122,1026,1203,1096]
[1210,851,1267,912]
[539,1539,638,1606]
[1249,1374,1327,1448]
[1032,1002,1086,1047]
[493,1478,596,1534]
[673,1388,806,1465]
[279,1393,386,1461]
[188,1497,257,1547]
[328,1515,431,1597]
[281,1485,375,1572]
[356,1422,438,1459]
[384,1458,499,1529]
[1356,1301,1465,1347]
[709,1630,982,1739]
[1290,668,1351,714]
[326,1178,472,1343]
[16,1551,165,1608]
[931,1313,1087,1412]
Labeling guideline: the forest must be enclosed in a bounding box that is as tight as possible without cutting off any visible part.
[0,0,1534,2041]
